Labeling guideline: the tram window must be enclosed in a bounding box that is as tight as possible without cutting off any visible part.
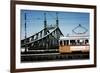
[64,40,66,45]
[80,40,83,45]
[60,40,63,46]
[73,40,76,45]
[70,40,75,45]
[85,39,89,44]
[77,40,84,45]
[70,40,72,45]
[77,40,81,45]
[77,40,79,43]
[66,40,69,45]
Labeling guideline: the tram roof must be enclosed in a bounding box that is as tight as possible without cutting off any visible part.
[59,35,89,40]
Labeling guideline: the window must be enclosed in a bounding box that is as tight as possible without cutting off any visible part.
[60,40,63,46]
[64,40,66,45]
[85,39,89,45]
[70,40,75,45]
[66,40,69,45]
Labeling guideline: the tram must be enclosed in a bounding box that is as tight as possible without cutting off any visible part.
[59,35,90,53]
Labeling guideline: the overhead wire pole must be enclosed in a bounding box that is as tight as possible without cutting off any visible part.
[44,13,47,36]
[24,13,27,53]
[56,12,59,27]
[55,12,60,46]
[44,12,47,29]
[44,12,48,49]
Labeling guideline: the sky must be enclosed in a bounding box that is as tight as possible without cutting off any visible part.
[20,10,90,40]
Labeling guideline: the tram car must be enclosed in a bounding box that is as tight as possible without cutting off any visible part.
[59,35,90,53]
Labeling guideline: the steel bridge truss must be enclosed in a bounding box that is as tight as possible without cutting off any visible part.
[21,26,63,52]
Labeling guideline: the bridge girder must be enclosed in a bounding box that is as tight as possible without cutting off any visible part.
[21,27,63,50]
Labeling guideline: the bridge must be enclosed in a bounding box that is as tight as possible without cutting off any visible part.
[21,24,64,52]
[21,13,63,53]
